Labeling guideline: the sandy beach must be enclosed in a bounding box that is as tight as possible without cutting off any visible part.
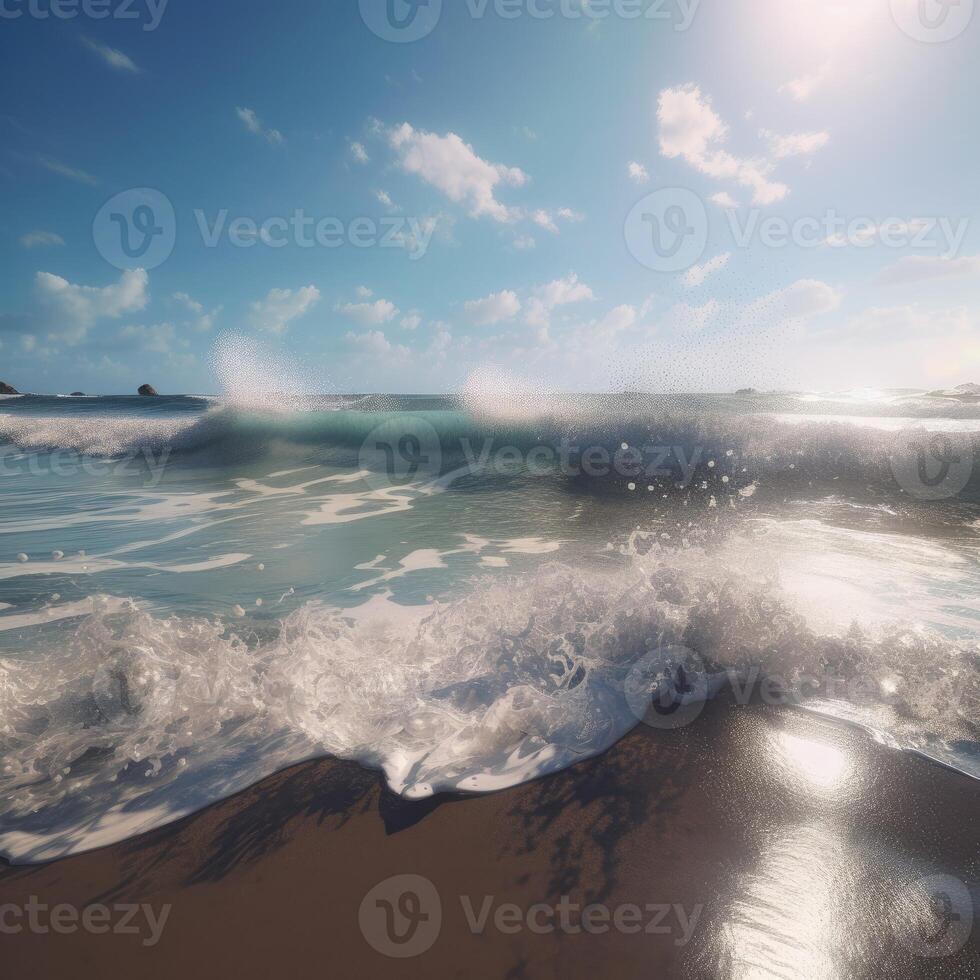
[1,699,976,979]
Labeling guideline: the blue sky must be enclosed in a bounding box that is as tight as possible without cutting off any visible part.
[1,0,978,394]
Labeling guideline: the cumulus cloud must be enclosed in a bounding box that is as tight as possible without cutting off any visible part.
[36,268,149,343]
[345,329,409,358]
[20,231,64,248]
[236,107,284,145]
[465,290,522,326]
[388,123,528,223]
[628,161,650,184]
[681,251,731,288]
[350,141,370,164]
[337,299,399,326]
[249,285,320,334]
[513,235,536,250]
[876,254,980,285]
[82,37,139,72]
[657,84,789,205]
[524,273,595,339]
[173,291,221,332]
[764,130,830,159]
[710,191,739,209]
[400,313,423,331]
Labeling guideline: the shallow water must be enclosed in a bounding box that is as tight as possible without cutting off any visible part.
[0,385,977,862]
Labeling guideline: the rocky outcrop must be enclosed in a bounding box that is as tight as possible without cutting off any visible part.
[735,388,758,396]
[138,384,160,397]
[928,383,980,401]
[69,392,85,397]
[0,381,19,395]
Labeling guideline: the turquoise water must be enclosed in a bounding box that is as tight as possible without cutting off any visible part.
[0,387,977,862]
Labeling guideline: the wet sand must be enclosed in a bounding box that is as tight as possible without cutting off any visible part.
[1,700,977,979]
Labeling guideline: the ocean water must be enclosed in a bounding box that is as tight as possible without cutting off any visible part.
[0,373,978,863]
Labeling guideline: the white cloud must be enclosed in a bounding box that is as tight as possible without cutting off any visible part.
[400,313,422,331]
[173,291,221,332]
[465,290,522,326]
[657,84,788,206]
[350,141,370,164]
[355,285,374,299]
[376,189,397,210]
[337,299,399,326]
[780,61,833,102]
[876,254,980,285]
[531,210,559,233]
[236,107,284,145]
[764,130,830,159]
[20,231,64,248]
[82,37,139,72]
[745,279,841,324]
[388,122,528,223]
[37,155,98,186]
[628,161,650,184]
[345,330,409,358]
[36,268,149,343]
[249,285,320,334]
[524,273,595,339]
[710,191,739,209]
[681,251,731,288]
[513,235,536,250]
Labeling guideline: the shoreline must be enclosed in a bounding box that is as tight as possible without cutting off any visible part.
[1,700,976,978]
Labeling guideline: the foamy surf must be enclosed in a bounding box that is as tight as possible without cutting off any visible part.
[0,382,977,863]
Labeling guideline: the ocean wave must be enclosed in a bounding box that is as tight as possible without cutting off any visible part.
[0,534,975,863]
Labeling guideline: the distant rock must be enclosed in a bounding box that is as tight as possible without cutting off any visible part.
[735,388,758,396]
[138,384,160,397]
[0,381,19,395]
[927,382,980,401]
[69,392,85,397]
